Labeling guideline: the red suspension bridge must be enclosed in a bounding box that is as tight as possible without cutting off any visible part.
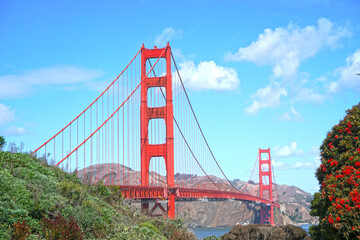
[32,44,280,225]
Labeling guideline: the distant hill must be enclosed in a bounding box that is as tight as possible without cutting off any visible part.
[78,163,318,227]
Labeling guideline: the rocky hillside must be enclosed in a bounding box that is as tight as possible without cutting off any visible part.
[78,163,318,227]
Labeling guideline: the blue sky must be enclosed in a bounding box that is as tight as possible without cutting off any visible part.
[1,0,360,194]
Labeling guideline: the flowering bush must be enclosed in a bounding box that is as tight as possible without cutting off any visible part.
[11,220,31,240]
[41,215,83,240]
[310,103,360,240]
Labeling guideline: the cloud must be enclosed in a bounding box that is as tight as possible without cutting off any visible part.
[328,49,360,93]
[0,65,103,99]
[226,18,350,79]
[0,126,27,136]
[273,158,320,170]
[289,159,319,169]
[292,86,325,103]
[272,144,321,170]
[245,82,287,115]
[177,60,240,91]
[0,103,16,125]
[278,106,302,122]
[273,142,303,158]
[154,27,182,47]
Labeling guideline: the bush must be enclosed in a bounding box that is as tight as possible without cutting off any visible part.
[41,215,83,240]
[310,103,360,239]
[11,220,31,240]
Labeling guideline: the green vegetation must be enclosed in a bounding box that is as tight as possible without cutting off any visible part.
[0,136,5,151]
[0,144,196,239]
[310,103,360,239]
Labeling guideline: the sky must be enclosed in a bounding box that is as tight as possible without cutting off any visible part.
[1,0,360,194]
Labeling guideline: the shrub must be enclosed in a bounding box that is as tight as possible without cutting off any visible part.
[11,220,31,240]
[310,103,360,239]
[0,136,5,151]
[41,215,83,240]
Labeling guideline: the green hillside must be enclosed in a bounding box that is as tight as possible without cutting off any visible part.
[0,150,196,239]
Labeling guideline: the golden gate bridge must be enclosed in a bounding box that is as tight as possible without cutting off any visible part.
[32,44,279,225]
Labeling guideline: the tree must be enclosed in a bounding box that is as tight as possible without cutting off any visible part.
[310,103,360,239]
[0,136,5,151]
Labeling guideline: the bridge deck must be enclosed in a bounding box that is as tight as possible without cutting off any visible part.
[114,185,280,208]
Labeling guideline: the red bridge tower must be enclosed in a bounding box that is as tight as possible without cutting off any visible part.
[140,44,175,218]
[259,148,275,225]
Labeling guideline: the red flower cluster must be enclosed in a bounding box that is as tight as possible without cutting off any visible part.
[345,122,353,134]
[321,164,327,172]
[342,166,355,176]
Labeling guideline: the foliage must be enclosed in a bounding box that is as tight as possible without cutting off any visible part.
[0,136,5,151]
[0,150,196,239]
[41,215,83,240]
[310,103,360,240]
[11,220,31,240]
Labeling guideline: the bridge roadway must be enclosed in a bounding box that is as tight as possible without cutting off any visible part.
[116,185,280,208]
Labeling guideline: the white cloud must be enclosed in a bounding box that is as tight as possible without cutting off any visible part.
[273,158,320,170]
[0,126,27,136]
[289,159,319,169]
[310,145,320,155]
[245,82,287,115]
[328,49,360,93]
[154,27,182,47]
[0,66,103,99]
[292,87,325,103]
[273,142,303,158]
[272,159,286,168]
[226,18,350,79]
[177,60,240,91]
[272,145,321,170]
[0,103,16,125]
[278,106,302,122]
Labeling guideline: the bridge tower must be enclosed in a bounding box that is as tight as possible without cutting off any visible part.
[140,44,175,219]
[259,148,275,225]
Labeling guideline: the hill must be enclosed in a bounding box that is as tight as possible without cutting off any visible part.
[77,163,318,227]
[0,151,196,239]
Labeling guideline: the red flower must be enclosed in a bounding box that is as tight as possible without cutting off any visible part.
[336,216,341,222]
[356,162,360,167]
[335,135,339,138]
[328,215,334,224]
[352,226,356,230]
[336,204,342,209]
[345,204,351,211]
[356,137,358,140]
[340,199,345,205]
[331,161,338,166]
[329,196,335,201]
[350,156,354,160]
